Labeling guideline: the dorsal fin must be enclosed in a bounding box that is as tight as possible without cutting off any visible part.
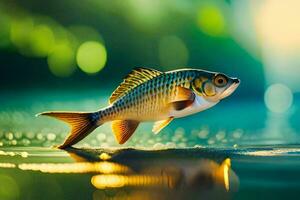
[109,67,163,104]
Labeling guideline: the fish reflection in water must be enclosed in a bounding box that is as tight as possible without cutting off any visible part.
[15,148,239,200]
[91,158,238,200]
[90,158,232,189]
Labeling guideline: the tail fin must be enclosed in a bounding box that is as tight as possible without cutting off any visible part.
[37,111,100,149]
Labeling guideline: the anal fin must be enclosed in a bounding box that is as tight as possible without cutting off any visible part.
[112,120,139,144]
[152,117,174,134]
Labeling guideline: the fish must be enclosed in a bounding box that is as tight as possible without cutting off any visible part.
[37,67,240,149]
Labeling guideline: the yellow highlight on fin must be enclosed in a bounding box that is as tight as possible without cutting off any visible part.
[152,117,174,134]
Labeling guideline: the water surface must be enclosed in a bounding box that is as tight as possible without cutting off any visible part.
[1,89,300,199]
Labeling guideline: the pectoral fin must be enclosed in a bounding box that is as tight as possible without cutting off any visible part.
[172,86,195,102]
[172,100,194,111]
[169,86,195,111]
[112,120,139,144]
[152,117,174,134]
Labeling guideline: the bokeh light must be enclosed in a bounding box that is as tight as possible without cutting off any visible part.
[264,84,293,113]
[10,17,34,54]
[29,24,55,57]
[230,1,260,59]
[158,35,189,67]
[255,0,300,51]
[126,0,166,32]
[252,0,300,92]
[69,25,103,44]
[76,41,107,74]
[47,43,76,77]
[18,161,130,174]
[197,3,226,37]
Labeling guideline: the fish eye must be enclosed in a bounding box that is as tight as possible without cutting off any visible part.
[214,74,227,87]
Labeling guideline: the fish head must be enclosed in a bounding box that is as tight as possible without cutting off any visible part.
[192,71,240,102]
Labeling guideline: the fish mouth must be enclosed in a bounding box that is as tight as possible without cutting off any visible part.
[220,78,240,99]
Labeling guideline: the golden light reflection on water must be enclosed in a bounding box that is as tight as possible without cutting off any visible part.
[99,153,111,160]
[239,149,300,156]
[18,161,131,174]
[91,174,175,189]
[11,156,236,192]
[0,150,28,158]
[0,147,239,199]
[222,158,230,191]
[90,158,235,191]
[0,163,16,168]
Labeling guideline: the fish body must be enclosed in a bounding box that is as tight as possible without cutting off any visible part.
[38,67,240,148]
[102,69,214,121]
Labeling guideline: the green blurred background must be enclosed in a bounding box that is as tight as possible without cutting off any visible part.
[1,0,300,148]
[1,0,264,92]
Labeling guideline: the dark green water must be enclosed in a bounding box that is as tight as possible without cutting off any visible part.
[1,89,300,199]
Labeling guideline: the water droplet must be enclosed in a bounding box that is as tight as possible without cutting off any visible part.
[175,127,185,138]
[207,139,215,145]
[14,132,23,139]
[47,133,56,141]
[5,132,14,140]
[216,131,226,140]
[36,133,44,141]
[198,129,209,139]
[232,129,243,139]
[25,132,35,139]
[21,138,31,146]
[11,140,17,145]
